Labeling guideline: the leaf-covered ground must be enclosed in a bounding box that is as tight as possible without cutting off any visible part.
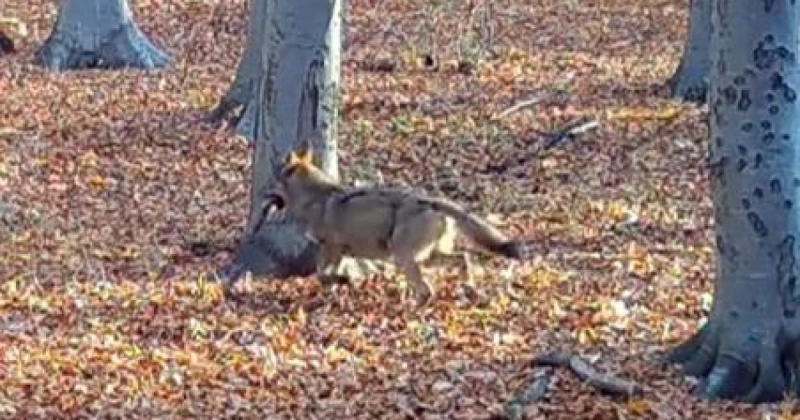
[1,0,798,418]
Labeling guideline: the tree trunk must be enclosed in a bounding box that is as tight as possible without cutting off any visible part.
[669,0,800,402]
[36,0,169,71]
[219,0,343,283]
[668,0,711,103]
[207,0,268,139]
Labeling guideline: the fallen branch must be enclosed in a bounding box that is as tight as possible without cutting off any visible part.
[533,351,643,396]
[504,367,553,420]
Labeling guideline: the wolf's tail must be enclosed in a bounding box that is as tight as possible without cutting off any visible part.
[423,198,534,259]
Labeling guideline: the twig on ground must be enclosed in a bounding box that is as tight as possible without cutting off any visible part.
[504,367,553,420]
[533,351,643,396]
[492,92,556,121]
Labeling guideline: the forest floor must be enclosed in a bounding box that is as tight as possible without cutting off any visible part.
[0,0,796,418]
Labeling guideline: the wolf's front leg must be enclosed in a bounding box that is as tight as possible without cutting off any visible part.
[316,246,349,286]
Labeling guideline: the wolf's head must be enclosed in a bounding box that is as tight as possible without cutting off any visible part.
[266,147,338,210]
[279,147,318,178]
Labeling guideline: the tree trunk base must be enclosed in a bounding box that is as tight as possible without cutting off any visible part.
[35,23,169,71]
[668,323,795,402]
[667,0,711,104]
[216,217,387,298]
[668,69,708,103]
[230,221,318,281]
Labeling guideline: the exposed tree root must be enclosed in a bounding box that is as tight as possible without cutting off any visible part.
[667,69,707,103]
[742,347,785,403]
[668,323,795,402]
[504,367,553,420]
[207,97,242,124]
[700,355,754,399]
[533,351,643,396]
[670,324,719,378]
[667,323,710,366]
[206,84,258,139]
[207,96,245,125]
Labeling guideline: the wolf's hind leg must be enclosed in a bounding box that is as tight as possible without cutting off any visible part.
[390,210,446,306]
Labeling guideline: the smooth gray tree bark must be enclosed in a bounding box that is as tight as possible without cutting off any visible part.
[668,0,711,103]
[218,0,343,284]
[207,0,268,139]
[669,0,800,402]
[36,0,169,71]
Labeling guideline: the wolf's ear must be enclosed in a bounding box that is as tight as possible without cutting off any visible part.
[286,150,301,166]
[296,147,314,165]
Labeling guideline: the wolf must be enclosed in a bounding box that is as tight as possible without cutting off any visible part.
[258,148,533,306]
